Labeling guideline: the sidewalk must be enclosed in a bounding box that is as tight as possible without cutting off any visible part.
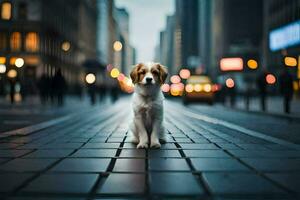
[224,96,300,119]
[0,99,299,199]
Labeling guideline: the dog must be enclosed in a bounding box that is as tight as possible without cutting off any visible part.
[129,62,168,149]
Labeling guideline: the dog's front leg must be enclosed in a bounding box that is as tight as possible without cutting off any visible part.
[134,116,149,149]
[150,120,162,148]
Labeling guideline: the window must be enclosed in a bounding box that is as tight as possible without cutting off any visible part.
[1,2,12,20]
[10,32,21,51]
[25,32,39,52]
[0,33,7,50]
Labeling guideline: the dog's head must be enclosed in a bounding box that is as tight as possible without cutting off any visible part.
[130,62,168,86]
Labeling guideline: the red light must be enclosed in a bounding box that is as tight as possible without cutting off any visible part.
[117,73,125,81]
[226,78,235,88]
[266,74,276,84]
[220,58,243,71]
[212,84,221,92]
[170,75,181,84]
[179,69,191,79]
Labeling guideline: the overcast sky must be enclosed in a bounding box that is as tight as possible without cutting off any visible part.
[115,0,175,62]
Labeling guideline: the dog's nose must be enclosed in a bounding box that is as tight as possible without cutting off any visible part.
[146,77,152,83]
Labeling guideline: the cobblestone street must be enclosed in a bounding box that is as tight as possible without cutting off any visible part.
[0,99,299,199]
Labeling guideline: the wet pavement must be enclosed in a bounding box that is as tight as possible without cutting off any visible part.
[0,98,299,199]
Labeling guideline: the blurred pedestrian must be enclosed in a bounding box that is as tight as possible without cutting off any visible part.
[98,84,107,102]
[256,72,267,111]
[88,83,96,105]
[37,73,49,105]
[228,86,236,107]
[279,69,294,113]
[52,69,67,106]
[9,78,16,104]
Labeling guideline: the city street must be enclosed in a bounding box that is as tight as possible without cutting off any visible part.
[0,97,299,199]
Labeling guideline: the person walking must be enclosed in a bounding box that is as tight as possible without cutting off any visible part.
[256,72,268,111]
[52,69,67,106]
[279,68,294,113]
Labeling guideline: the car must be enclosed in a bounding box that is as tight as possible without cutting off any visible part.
[183,75,216,105]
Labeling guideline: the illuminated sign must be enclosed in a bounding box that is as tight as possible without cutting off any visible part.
[270,20,300,51]
[220,58,243,71]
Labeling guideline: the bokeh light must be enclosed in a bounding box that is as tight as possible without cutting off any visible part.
[226,78,235,88]
[179,69,191,79]
[185,84,193,93]
[266,74,276,84]
[15,58,24,68]
[194,84,202,92]
[117,73,125,81]
[113,41,123,51]
[247,59,258,69]
[203,84,212,92]
[61,41,71,52]
[0,64,6,73]
[7,69,17,78]
[110,68,120,78]
[284,57,297,67]
[170,75,181,84]
[161,83,170,93]
[85,73,96,84]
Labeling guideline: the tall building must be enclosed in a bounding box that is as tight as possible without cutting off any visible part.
[0,0,98,95]
[263,0,300,85]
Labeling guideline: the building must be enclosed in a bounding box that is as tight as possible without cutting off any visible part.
[263,0,300,91]
[0,0,98,96]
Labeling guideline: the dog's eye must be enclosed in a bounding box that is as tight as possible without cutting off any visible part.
[152,71,159,75]
[139,71,146,75]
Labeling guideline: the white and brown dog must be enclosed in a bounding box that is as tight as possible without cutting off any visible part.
[129,62,168,149]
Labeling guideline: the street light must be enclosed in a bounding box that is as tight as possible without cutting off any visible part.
[110,68,120,78]
[0,64,6,73]
[62,41,71,52]
[247,59,258,69]
[113,41,122,52]
[179,69,191,79]
[7,69,17,78]
[85,73,96,84]
[170,75,181,84]
[15,58,24,68]
[284,56,297,67]
[266,74,276,85]
[225,78,235,88]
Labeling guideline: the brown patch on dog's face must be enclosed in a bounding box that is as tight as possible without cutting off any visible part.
[151,64,168,84]
[130,63,149,84]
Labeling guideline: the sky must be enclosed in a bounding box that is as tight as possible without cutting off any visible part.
[115,0,175,62]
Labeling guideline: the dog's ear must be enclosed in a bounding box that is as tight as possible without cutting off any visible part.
[157,64,168,84]
[130,63,142,84]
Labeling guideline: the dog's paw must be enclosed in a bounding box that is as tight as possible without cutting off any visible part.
[137,142,148,149]
[131,137,139,144]
[150,141,161,149]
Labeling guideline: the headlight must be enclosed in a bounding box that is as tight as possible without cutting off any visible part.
[204,84,212,92]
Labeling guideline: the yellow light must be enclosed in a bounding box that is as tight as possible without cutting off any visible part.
[194,84,202,92]
[185,84,194,93]
[25,32,39,52]
[10,57,16,65]
[293,81,299,91]
[85,73,96,84]
[0,64,6,73]
[284,57,297,67]
[15,58,24,68]
[110,68,120,78]
[203,84,212,92]
[0,57,6,64]
[179,69,191,79]
[7,69,17,78]
[113,41,123,51]
[247,59,258,69]
[62,41,71,52]
[1,2,11,20]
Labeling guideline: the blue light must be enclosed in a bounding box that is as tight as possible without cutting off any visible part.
[269,20,300,51]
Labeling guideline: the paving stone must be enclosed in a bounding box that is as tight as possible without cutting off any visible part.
[121,143,137,149]
[266,173,300,193]
[113,158,145,172]
[82,143,120,149]
[148,150,181,158]
[192,138,210,143]
[98,173,145,194]
[149,158,190,171]
[183,150,230,158]
[149,172,204,195]
[227,150,261,157]
[119,149,146,158]
[51,158,110,172]
[107,137,124,143]
[0,143,22,149]
[71,149,117,158]
[0,158,8,164]
[0,158,57,172]
[174,138,192,143]
[216,143,241,150]
[40,143,82,149]
[191,158,249,171]
[89,138,108,142]
[237,144,270,150]
[0,173,34,192]
[8,197,84,200]
[24,149,73,158]
[203,172,286,195]
[0,149,32,158]
[241,158,300,171]
[160,143,178,149]
[179,143,219,149]
[22,173,98,194]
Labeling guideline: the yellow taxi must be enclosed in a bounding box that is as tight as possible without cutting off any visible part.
[183,75,215,105]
